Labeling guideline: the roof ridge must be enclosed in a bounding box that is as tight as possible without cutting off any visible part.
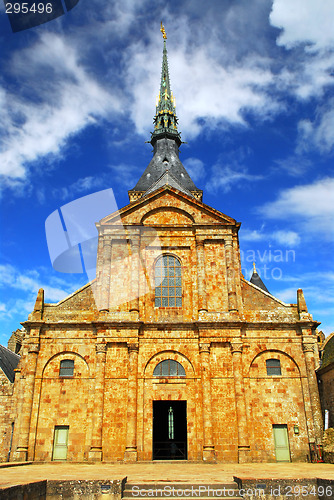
[143,169,194,198]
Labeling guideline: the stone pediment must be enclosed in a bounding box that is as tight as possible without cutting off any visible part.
[98,186,238,227]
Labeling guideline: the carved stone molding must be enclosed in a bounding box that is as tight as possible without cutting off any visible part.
[195,239,205,248]
[128,343,139,353]
[303,343,314,353]
[131,239,140,250]
[96,343,107,354]
[230,342,243,354]
[28,343,40,354]
[199,343,210,354]
[103,237,112,247]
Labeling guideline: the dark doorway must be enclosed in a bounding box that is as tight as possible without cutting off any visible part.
[153,401,187,460]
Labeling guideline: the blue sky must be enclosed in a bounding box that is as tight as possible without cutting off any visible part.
[0,0,333,344]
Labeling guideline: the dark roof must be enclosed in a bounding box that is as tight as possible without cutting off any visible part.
[143,169,194,198]
[250,271,270,294]
[0,345,20,383]
[321,334,334,369]
[132,137,201,195]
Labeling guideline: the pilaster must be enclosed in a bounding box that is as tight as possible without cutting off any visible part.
[88,341,107,461]
[225,238,238,313]
[129,238,140,313]
[196,239,208,313]
[230,340,250,463]
[199,342,215,461]
[302,339,323,443]
[124,342,139,461]
[99,237,112,311]
[13,338,39,462]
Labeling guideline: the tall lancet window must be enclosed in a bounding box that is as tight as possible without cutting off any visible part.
[155,255,182,307]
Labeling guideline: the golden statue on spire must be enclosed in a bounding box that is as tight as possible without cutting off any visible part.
[160,22,167,40]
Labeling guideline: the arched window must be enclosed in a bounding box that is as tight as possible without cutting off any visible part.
[59,359,74,377]
[153,359,186,377]
[266,359,281,376]
[155,255,182,307]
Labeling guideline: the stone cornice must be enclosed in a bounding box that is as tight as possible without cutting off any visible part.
[21,319,321,332]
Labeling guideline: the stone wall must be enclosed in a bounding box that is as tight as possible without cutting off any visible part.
[0,370,15,462]
[323,428,334,464]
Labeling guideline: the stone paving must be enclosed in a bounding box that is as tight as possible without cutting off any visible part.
[0,462,334,489]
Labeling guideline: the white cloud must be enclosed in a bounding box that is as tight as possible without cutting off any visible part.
[241,228,300,246]
[0,32,121,183]
[270,0,334,52]
[122,8,333,148]
[183,158,205,182]
[52,176,108,201]
[108,163,143,189]
[206,163,263,194]
[273,155,312,177]
[258,178,334,236]
[273,287,299,303]
[124,27,277,140]
[297,103,334,154]
[0,264,84,308]
[273,230,301,246]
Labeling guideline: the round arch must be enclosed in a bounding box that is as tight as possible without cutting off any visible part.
[41,350,89,378]
[248,349,301,377]
[144,350,194,378]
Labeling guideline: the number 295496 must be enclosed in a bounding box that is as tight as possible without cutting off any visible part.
[6,3,53,14]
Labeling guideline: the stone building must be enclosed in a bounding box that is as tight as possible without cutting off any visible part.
[2,29,324,464]
[318,332,334,430]
[0,345,20,462]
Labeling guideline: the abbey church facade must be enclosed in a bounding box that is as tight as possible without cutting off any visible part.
[1,29,323,464]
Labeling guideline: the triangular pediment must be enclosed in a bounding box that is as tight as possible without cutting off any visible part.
[99,185,238,227]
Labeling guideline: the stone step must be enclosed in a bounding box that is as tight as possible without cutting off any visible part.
[123,483,242,498]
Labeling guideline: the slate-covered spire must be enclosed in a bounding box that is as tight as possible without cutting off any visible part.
[250,262,270,294]
[150,23,181,147]
[128,24,203,203]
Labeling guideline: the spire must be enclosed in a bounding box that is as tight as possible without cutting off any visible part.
[150,23,182,147]
[128,24,203,203]
[250,264,270,294]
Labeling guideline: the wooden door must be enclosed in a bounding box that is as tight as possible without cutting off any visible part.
[52,426,69,461]
[273,424,290,462]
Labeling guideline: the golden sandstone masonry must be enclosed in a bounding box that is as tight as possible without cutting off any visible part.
[1,26,324,464]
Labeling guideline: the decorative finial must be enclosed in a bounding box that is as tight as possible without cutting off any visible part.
[160,22,167,40]
[253,262,257,273]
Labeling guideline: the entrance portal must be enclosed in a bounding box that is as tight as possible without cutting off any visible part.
[153,401,187,460]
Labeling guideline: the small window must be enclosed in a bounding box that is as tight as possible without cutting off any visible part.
[266,359,281,376]
[155,255,182,308]
[153,359,185,377]
[59,359,74,377]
